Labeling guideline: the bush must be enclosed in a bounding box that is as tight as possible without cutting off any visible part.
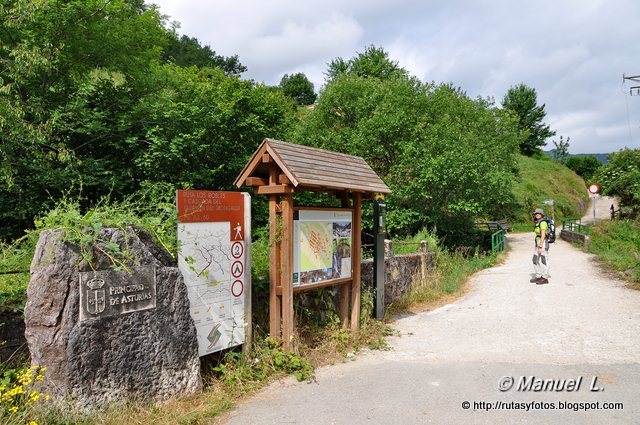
[597,149,640,216]
[588,220,640,283]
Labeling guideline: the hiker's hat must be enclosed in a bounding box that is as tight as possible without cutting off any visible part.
[533,208,545,216]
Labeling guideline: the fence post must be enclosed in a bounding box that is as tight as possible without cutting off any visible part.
[420,240,427,282]
[384,239,393,257]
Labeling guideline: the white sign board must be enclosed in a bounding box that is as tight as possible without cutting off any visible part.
[177,191,250,356]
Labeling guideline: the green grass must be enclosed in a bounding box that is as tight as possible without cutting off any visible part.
[0,273,29,313]
[390,228,441,256]
[511,154,589,224]
[587,220,640,285]
[387,248,499,313]
[0,233,39,313]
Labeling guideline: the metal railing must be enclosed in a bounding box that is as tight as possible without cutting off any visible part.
[491,227,505,253]
[562,218,590,236]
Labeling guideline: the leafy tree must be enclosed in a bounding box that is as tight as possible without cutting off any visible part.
[596,149,640,215]
[0,0,295,241]
[502,83,556,156]
[162,34,247,76]
[292,73,522,239]
[552,136,570,163]
[279,73,316,105]
[131,65,296,188]
[292,74,421,178]
[325,45,408,82]
[392,85,521,238]
[565,155,602,181]
[0,0,169,240]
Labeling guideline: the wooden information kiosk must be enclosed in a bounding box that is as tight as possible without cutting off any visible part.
[235,139,390,349]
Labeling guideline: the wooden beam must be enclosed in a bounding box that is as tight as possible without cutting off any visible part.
[283,278,352,294]
[269,195,281,339]
[256,185,294,195]
[350,192,362,333]
[279,174,292,185]
[234,139,268,188]
[262,153,272,163]
[339,194,351,327]
[280,194,294,350]
[245,177,268,186]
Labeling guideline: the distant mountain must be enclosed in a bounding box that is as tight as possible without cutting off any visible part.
[544,150,609,165]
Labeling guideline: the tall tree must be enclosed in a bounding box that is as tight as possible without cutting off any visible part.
[501,83,556,156]
[279,73,316,105]
[292,73,522,238]
[552,136,570,163]
[0,0,168,240]
[162,34,247,76]
[565,155,602,181]
[325,45,408,82]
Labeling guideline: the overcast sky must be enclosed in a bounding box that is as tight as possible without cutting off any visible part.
[151,0,640,154]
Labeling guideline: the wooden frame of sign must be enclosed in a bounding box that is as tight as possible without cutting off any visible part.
[235,139,390,350]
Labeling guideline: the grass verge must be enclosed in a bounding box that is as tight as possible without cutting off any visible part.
[387,248,501,315]
[586,219,640,286]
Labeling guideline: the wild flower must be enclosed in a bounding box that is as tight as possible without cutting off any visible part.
[0,365,49,422]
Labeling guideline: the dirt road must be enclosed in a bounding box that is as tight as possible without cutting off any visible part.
[224,199,639,424]
[582,195,617,224]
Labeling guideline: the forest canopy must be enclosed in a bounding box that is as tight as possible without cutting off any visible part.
[1,3,559,243]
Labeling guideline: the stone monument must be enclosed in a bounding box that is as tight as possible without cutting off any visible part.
[24,227,202,408]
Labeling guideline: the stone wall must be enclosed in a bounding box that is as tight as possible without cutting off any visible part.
[560,229,591,247]
[24,228,202,409]
[361,242,435,306]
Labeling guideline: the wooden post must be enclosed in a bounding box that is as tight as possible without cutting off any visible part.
[280,194,294,349]
[351,192,362,332]
[338,194,351,328]
[268,194,281,338]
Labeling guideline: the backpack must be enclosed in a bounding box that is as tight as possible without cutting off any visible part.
[536,217,556,243]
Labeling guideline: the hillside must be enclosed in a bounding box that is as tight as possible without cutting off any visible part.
[511,155,590,222]
[544,150,609,164]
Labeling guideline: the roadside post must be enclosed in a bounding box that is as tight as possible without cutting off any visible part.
[588,183,601,224]
[543,199,555,221]
[373,196,386,319]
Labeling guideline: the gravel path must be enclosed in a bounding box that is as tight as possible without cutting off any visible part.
[582,195,617,224]
[224,198,639,424]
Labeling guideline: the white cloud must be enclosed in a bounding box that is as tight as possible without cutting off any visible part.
[244,14,363,84]
[151,0,640,153]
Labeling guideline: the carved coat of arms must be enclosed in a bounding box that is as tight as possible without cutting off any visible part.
[86,278,106,315]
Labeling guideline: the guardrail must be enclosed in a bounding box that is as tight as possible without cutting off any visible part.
[491,227,505,253]
[562,218,590,236]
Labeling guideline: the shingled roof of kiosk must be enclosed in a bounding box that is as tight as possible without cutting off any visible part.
[234,138,391,195]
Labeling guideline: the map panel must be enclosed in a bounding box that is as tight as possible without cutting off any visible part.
[177,190,249,357]
[293,210,353,287]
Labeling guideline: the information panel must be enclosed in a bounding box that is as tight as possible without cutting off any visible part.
[293,209,353,287]
[177,190,250,356]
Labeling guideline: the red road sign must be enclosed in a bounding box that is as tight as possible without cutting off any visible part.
[588,183,600,194]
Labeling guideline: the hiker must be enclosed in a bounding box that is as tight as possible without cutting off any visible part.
[531,208,550,284]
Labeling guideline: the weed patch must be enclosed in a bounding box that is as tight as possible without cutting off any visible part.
[388,249,498,314]
[587,220,640,284]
